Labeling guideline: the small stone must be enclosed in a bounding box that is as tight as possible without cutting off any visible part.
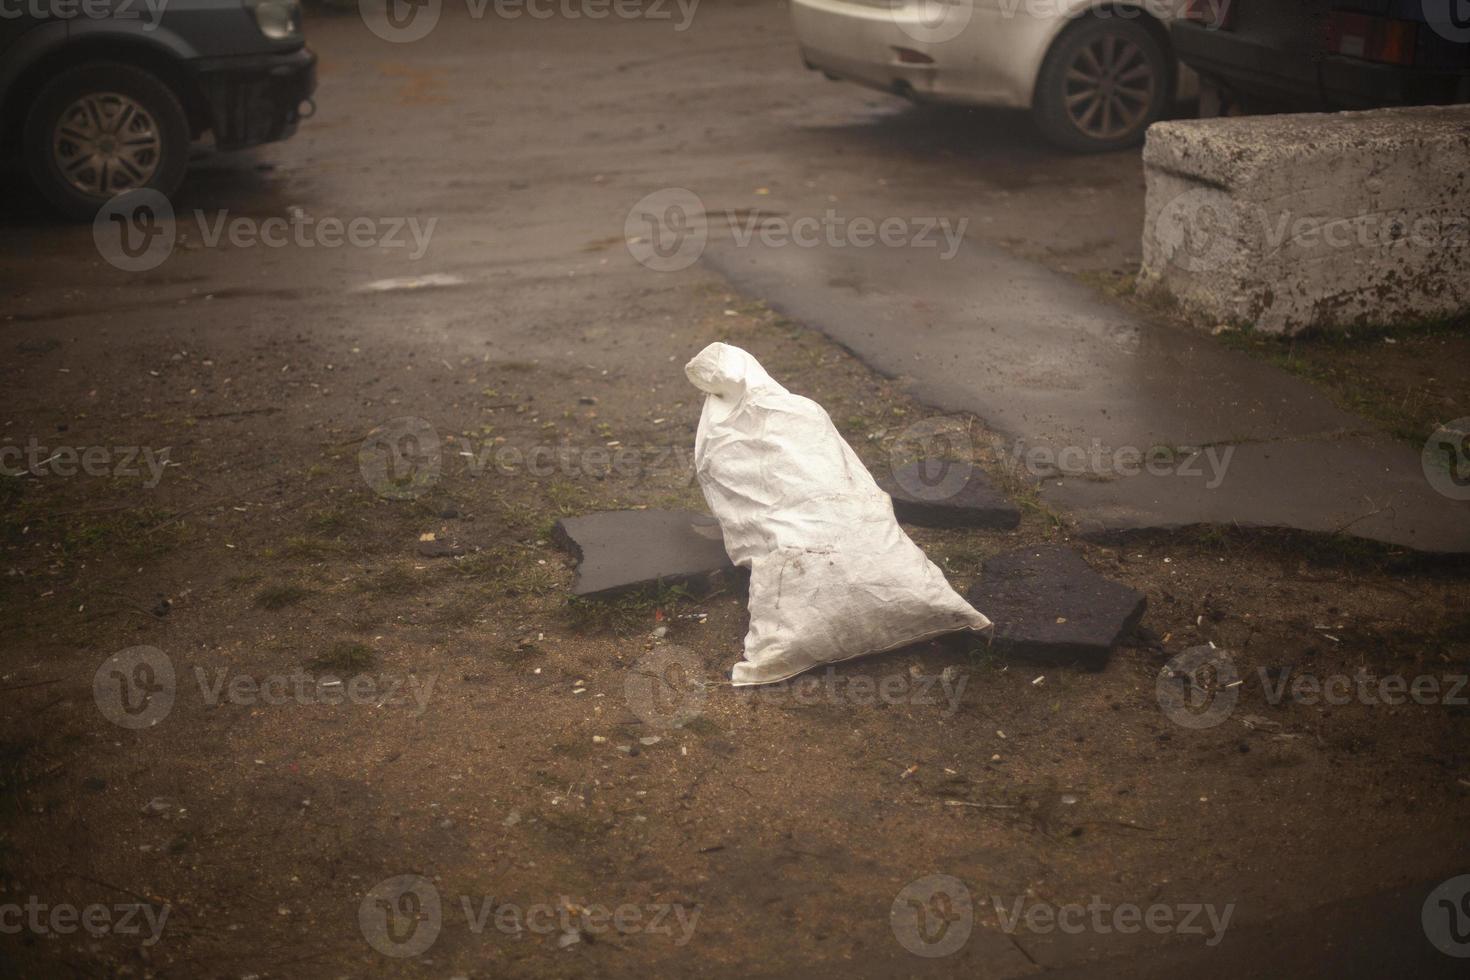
[502,810,521,828]
[141,796,169,815]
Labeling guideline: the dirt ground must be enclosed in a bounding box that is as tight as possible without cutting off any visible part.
[2,3,1468,977]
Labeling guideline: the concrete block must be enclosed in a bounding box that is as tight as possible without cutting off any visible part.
[1139,105,1470,335]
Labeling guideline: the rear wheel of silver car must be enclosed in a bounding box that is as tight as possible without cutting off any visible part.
[1032,17,1171,153]
[25,62,190,221]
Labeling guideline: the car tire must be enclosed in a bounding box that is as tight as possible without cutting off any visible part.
[24,62,190,222]
[1032,17,1172,153]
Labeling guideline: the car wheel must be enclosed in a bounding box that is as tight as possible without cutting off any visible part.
[24,62,190,222]
[1032,17,1172,153]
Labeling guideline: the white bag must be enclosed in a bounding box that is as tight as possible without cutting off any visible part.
[685,342,990,686]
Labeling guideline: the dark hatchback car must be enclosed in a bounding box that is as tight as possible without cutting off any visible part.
[1,0,316,219]
[1172,0,1470,113]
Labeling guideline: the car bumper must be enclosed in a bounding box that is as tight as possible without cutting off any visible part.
[1172,21,1470,110]
[191,47,317,151]
[790,0,1032,108]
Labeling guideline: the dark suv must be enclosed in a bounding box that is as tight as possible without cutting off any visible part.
[1,0,316,219]
[1172,0,1470,114]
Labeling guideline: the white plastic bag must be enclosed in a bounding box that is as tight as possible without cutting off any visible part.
[685,342,990,686]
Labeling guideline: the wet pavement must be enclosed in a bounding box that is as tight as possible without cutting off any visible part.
[705,236,1470,553]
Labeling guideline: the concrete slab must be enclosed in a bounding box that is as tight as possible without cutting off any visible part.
[966,545,1146,668]
[703,237,1470,553]
[551,510,733,598]
[1139,105,1470,335]
[879,460,1021,529]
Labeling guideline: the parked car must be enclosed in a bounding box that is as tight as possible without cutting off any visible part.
[1172,0,1470,114]
[0,0,316,219]
[789,0,1194,152]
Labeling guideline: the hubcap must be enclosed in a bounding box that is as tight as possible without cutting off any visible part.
[1063,35,1156,142]
[52,93,162,198]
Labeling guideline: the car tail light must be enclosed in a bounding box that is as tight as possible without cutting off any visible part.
[1326,12,1418,66]
[1182,0,1235,30]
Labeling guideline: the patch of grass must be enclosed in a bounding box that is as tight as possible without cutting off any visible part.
[453,543,562,599]
[436,591,487,626]
[308,640,378,674]
[254,583,312,610]
[1018,496,1067,530]
[0,501,186,569]
[567,582,700,635]
[540,479,591,517]
[1077,268,1138,299]
[277,536,344,562]
[1217,317,1468,444]
[358,564,421,596]
[305,507,354,536]
[450,548,507,579]
[501,560,559,599]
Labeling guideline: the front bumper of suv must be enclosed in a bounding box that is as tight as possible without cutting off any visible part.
[191,47,317,151]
